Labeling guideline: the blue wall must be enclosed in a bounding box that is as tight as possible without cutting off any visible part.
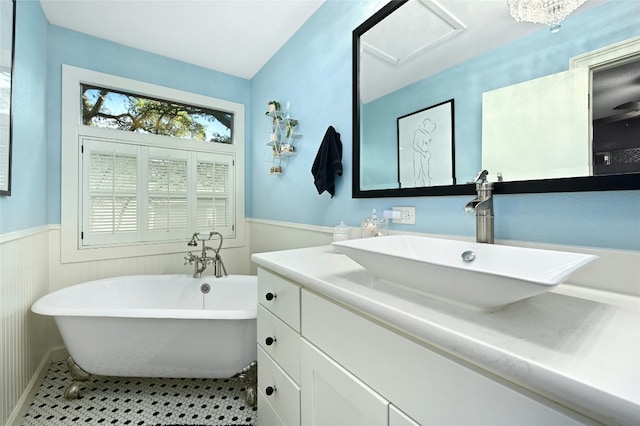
[250,0,386,226]
[250,0,640,251]
[2,0,639,252]
[0,0,48,234]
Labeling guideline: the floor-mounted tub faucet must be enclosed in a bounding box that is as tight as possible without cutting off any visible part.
[184,231,227,278]
[464,170,494,244]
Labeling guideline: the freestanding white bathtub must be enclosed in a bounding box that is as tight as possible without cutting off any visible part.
[32,274,257,382]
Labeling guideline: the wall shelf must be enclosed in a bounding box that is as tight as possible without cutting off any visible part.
[264,108,302,174]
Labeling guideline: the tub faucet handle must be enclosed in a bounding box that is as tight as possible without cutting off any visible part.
[184,252,196,265]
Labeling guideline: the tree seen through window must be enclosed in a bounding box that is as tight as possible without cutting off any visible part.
[82,84,233,144]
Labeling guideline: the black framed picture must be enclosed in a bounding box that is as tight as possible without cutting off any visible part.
[397,99,455,188]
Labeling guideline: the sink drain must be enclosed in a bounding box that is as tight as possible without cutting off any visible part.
[200,283,211,294]
[461,250,476,262]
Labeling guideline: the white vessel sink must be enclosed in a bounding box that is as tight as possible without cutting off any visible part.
[332,235,597,311]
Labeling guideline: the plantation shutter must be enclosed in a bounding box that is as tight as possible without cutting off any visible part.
[82,138,139,246]
[146,147,190,241]
[80,138,235,247]
[196,152,234,237]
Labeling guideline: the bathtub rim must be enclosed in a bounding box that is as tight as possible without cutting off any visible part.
[32,274,257,320]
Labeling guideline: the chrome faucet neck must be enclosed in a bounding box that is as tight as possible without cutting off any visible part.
[465,171,494,244]
[470,169,489,184]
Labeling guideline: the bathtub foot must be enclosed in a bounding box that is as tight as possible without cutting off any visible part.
[64,356,90,400]
[245,385,257,407]
[235,361,257,407]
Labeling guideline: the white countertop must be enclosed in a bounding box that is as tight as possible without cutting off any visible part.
[252,245,640,425]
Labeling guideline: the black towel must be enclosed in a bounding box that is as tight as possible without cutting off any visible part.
[312,126,343,197]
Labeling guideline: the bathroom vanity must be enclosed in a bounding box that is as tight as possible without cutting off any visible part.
[252,245,639,425]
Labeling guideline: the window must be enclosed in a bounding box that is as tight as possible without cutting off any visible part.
[61,66,245,263]
[81,84,233,144]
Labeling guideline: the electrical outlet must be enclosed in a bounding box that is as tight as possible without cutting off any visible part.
[392,206,415,225]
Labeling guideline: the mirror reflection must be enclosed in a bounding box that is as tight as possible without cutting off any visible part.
[356,0,640,195]
[0,0,14,196]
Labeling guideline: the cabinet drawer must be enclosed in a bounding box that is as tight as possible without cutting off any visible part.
[258,346,300,426]
[257,391,285,426]
[258,268,301,332]
[258,304,301,383]
[302,290,589,426]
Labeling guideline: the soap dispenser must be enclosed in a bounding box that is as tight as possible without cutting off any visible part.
[333,221,350,243]
[361,209,388,238]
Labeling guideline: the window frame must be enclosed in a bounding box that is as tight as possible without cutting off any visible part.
[61,65,245,263]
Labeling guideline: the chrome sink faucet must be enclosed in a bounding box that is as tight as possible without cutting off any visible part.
[464,170,494,244]
[184,231,227,278]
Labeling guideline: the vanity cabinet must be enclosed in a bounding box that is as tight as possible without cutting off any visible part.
[257,267,593,425]
[257,268,301,425]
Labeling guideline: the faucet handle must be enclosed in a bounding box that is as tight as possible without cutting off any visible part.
[469,169,489,184]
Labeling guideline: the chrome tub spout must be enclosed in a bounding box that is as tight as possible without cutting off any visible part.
[184,231,228,278]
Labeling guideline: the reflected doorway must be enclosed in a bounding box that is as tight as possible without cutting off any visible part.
[592,56,640,175]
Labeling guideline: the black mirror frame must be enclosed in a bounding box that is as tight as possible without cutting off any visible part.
[0,0,15,196]
[352,0,640,198]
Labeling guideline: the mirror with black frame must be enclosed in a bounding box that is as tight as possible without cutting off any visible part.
[352,0,640,198]
[0,0,15,196]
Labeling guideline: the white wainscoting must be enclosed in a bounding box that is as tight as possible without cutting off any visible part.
[0,227,50,426]
[248,219,334,275]
[49,223,253,292]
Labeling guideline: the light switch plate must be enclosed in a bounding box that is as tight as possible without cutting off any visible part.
[392,206,415,225]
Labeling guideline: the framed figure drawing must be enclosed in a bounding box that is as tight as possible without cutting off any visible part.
[397,99,455,188]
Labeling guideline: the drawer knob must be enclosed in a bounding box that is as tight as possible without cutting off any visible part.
[265,386,276,396]
[265,336,276,346]
[265,292,277,301]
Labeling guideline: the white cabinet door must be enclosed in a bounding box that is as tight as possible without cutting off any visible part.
[300,339,388,426]
[302,289,592,426]
[389,405,420,426]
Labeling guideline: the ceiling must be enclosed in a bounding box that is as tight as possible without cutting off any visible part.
[359,0,603,103]
[39,0,325,79]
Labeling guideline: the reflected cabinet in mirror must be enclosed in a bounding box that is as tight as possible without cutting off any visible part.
[352,0,640,197]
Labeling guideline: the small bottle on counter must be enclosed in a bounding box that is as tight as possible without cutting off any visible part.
[332,221,350,250]
[361,209,388,238]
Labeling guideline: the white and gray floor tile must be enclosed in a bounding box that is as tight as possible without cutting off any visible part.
[22,362,257,425]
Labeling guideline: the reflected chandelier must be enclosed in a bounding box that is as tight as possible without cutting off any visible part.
[507,0,587,32]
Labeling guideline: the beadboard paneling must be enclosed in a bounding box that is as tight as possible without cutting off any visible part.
[248,219,333,275]
[0,229,50,426]
[48,224,252,293]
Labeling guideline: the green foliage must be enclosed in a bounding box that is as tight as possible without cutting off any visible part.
[81,86,232,143]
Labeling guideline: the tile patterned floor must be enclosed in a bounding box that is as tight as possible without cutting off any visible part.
[22,362,257,426]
